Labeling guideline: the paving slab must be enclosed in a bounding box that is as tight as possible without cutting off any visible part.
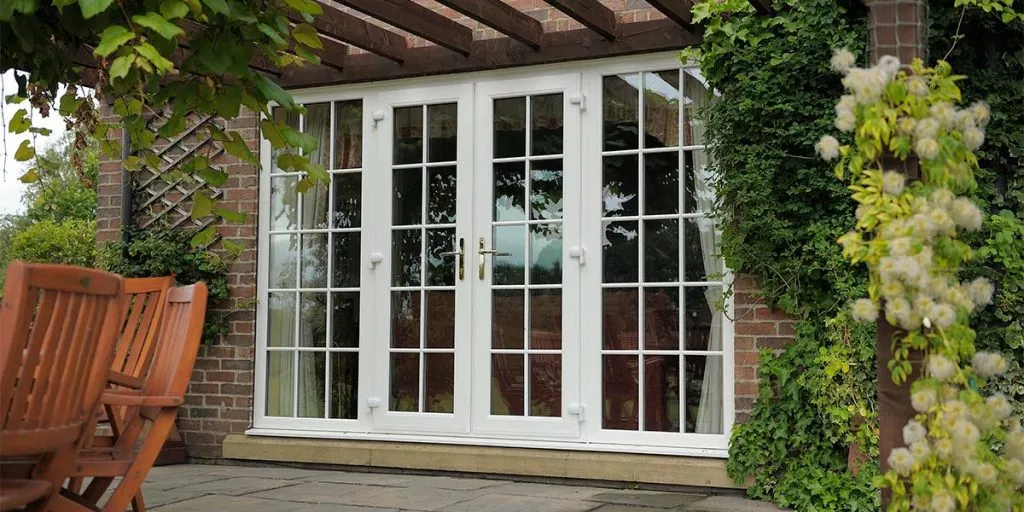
[590,490,704,509]
[191,464,330,480]
[347,486,478,510]
[249,481,380,505]
[171,476,300,496]
[591,506,683,512]
[304,471,419,487]
[683,495,789,512]
[483,482,608,500]
[397,474,505,491]
[150,495,311,512]
[440,493,600,512]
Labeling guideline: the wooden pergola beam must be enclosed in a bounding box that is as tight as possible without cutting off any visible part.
[747,0,774,15]
[280,18,697,88]
[433,0,544,50]
[292,5,407,64]
[304,34,347,71]
[544,0,617,40]
[645,0,694,28]
[335,0,474,56]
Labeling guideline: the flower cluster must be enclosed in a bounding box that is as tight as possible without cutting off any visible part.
[821,49,1022,509]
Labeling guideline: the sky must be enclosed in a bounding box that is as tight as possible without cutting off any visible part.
[0,71,68,216]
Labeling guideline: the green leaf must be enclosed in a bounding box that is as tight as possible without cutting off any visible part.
[78,0,114,18]
[4,95,25,104]
[284,0,322,16]
[9,109,30,134]
[132,12,185,40]
[94,25,135,58]
[190,226,217,247]
[214,207,247,223]
[220,131,256,164]
[197,167,228,187]
[58,91,83,115]
[113,97,143,116]
[109,54,136,82]
[18,169,39,183]
[14,140,35,161]
[257,23,287,46]
[222,239,245,257]
[202,0,230,15]
[135,42,175,72]
[192,192,215,219]
[28,127,52,136]
[295,177,315,194]
[214,85,242,118]
[261,119,287,148]
[251,73,295,110]
[159,0,189,19]
[291,23,322,50]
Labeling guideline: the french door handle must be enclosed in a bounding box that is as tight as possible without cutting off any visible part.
[478,237,511,280]
[440,238,465,280]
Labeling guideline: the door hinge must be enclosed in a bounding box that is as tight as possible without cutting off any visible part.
[568,245,586,266]
[568,402,586,423]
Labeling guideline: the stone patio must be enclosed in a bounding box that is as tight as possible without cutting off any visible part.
[136,464,787,512]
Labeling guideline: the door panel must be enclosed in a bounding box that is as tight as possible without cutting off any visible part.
[472,75,582,438]
[370,85,473,434]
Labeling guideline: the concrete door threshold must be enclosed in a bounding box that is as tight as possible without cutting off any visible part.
[222,434,744,490]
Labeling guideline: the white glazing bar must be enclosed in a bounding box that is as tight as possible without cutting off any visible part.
[636,74,646,432]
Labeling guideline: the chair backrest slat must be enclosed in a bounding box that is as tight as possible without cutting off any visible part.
[0,261,125,458]
[112,277,173,382]
[140,283,207,422]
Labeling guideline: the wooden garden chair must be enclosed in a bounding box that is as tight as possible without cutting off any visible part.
[0,261,125,511]
[66,277,173,507]
[61,282,207,512]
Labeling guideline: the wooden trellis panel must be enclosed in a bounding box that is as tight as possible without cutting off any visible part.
[132,112,226,244]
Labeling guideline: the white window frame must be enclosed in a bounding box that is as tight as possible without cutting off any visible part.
[252,51,734,457]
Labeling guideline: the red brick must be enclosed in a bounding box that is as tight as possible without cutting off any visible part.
[753,307,792,321]
[756,337,792,350]
[735,322,776,336]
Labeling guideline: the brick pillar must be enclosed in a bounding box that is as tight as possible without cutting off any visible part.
[865,2,927,508]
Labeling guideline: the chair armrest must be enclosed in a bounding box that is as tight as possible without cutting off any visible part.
[107,371,144,389]
[101,390,183,407]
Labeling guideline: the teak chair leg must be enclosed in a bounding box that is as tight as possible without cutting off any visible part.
[101,412,174,512]
[131,491,146,512]
[82,477,114,504]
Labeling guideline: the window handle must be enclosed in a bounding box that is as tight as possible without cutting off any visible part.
[439,238,465,280]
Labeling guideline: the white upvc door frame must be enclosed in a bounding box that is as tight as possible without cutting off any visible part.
[366,83,475,435]
[469,73,583,440]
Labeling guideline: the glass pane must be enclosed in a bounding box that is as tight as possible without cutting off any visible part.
[531,159,563,220]
[684,354,723,434]
[427,103,457,163]
[603,354,638,430]
[425,291,455,348]
[684,286,723,351]
[603,74,640,151]
[390,353,419,412]
[270,176,298,230]
[299,292,327,347]
[530,289,561,349]
[603,288,638,350]
[265,352,294,416]
[494,162,526,222]
[683,69,711,147]
[329,352,358,419]
[494,97,526,158]
[300,233,328,288]
[393,106,423,165]
[267,292,296,347]
[269,234,297,288]
[393,168,423,226]
[331,292,360,348]
[603,155,639,217]
[305,103,331,170]
[643,71,680,149]
[530,354,561,417]
[493,225,526,285]
[297,352,325,418]
[685,150,713,213]
[272,106,300,134]
[602,221,638,283]
[335,100,363,169]
[644,152,680,215]
[331,232,361,288]
[645,287,679,350]
[644,219,679,282]
[426,228,456,286]
[390,291,420,349]
[645,354,680,432]
[530,224,562,285]
[427,166,457,224]
[391,229,422,287]
[491,354,524,415]
[686,218,713,281]
[332,173,361,228]
[531,94,563,156]
[425,353,455,413]
[492,290,524,349]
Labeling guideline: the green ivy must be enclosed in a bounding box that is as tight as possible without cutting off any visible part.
[689,0,1023,509]
[100,226,233,345]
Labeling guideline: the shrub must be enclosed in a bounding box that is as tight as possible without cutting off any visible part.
[8,218,97,268]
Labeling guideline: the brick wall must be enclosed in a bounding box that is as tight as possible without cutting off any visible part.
[863,0,926,63]
[732,275,795,423]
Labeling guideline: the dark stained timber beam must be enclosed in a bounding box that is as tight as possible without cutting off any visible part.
[292,4,407,64]
[544,0,617,40]
[748,0,774,15]
[433,0,543,50]
[279,19,698,88]
[334,0,474,56]
[645,0,695,28]
[303,34,347,70]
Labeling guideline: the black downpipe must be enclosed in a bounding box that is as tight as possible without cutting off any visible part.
[119,128,133,242]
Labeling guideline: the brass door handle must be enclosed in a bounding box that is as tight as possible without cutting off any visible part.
[441,238,465,280]
[478,237,511,280]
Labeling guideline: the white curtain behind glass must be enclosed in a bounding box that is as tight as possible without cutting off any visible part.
[688,73,723,435]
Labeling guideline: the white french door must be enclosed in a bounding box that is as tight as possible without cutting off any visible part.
[368,84,474,434]
[470,75,582,439]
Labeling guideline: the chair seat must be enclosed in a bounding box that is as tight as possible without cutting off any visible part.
[0,478,53,511]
